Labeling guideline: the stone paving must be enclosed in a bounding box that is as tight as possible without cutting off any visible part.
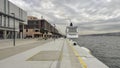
[0,39,52,60]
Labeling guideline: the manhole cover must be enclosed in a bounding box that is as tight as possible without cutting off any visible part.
[27,51,60,61]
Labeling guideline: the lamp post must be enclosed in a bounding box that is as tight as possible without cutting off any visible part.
[11,13,15,46]
[53,24,56,38]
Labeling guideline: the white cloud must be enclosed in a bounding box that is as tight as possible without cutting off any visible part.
[40,1,55,9]
[106,0,112,2]
[9,0,120,35]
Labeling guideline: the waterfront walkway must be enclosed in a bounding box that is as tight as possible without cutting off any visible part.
[0,39,44,49]
[0,38,109,68]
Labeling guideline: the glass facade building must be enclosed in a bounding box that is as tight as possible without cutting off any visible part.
[0,0,27,39]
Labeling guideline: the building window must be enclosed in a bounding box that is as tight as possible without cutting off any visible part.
[8,17,10,27]
[41,20,44,28]
[26,29,28,32]
[35,30,39,32]
[20,30,23,32]
[4,16,6,27]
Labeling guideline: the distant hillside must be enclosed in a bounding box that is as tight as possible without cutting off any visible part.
[81,32,120,36]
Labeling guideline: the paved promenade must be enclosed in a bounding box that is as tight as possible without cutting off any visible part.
[0,38,109,68]
[0,39,52,60]
[0,39,43,49]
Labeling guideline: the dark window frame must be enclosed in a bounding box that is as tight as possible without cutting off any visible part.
[4,16,6,27]
[26,29,28,32]
[0,15,2,26]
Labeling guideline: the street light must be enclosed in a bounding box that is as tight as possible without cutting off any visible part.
[11,13,15,46]
[53,24,56,38]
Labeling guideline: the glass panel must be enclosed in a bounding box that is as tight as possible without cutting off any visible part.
[9,18,14,28]
[4,16,6,27]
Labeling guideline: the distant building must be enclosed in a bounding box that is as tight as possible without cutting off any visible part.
[27,16,38,20]
[0,0,27,39]
[23,16,59,38]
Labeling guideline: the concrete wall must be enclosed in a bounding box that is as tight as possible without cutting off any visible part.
[0,0,5,13]
[9,2,20,18]
[22,11,27,24]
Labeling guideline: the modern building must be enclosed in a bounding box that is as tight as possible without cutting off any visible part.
[27,16,37,20]
[23,16,60,38]
[23,17,42,38]
[0,0,27,39]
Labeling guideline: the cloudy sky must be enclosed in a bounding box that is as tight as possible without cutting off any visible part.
[9,0,120,35]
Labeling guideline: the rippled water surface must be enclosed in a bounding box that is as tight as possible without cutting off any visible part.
[72,36,120,68]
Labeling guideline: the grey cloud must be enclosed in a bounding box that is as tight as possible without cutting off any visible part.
[9,0,120,34]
